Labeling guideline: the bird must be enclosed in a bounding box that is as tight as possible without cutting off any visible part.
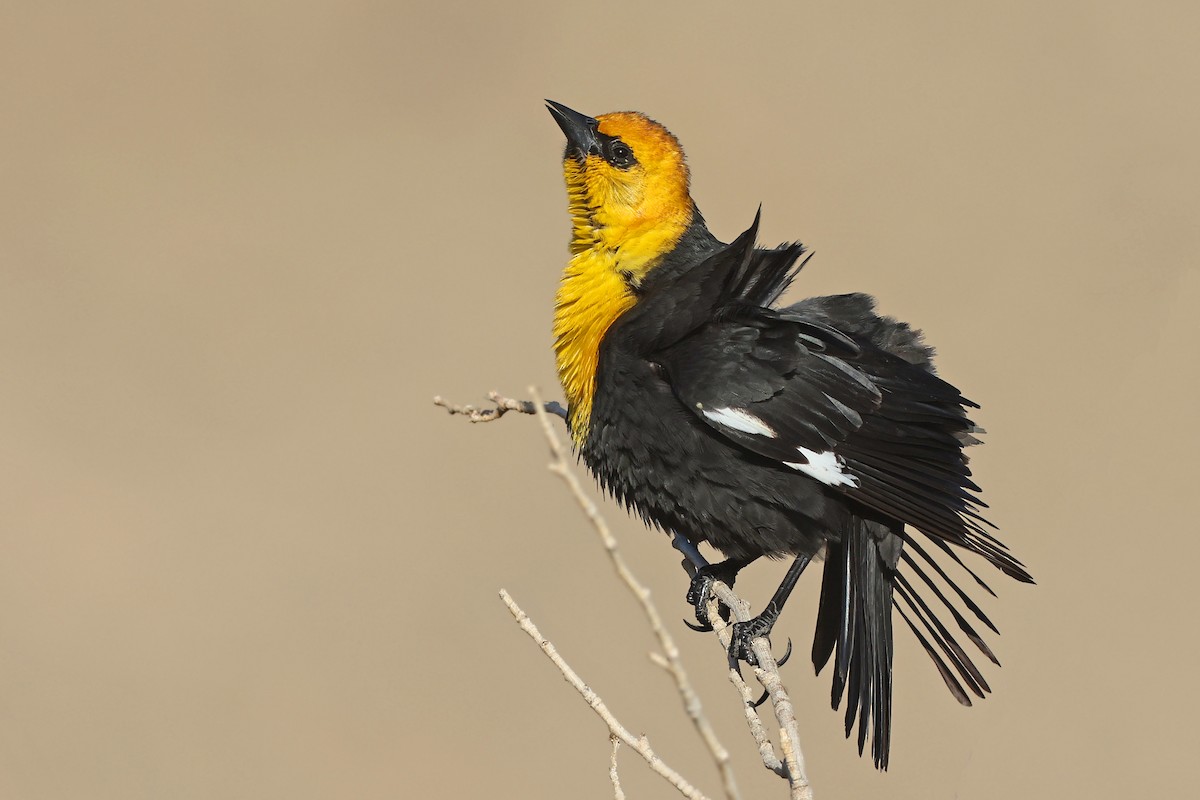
[544,99,1032,770]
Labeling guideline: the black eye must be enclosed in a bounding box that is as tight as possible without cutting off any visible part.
[607,141,635,169]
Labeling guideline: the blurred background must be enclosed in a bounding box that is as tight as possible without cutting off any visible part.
[2,2,1197,798]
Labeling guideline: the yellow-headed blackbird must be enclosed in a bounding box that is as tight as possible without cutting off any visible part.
[545,100,1032,769]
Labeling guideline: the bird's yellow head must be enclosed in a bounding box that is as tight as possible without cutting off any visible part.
[547,101,694,271]
[546,101,696,443]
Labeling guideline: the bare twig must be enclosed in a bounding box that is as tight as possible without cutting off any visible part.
[433,391,566,423]
[728,650,787,776]
[529,386,742,800]
[500,589,711,800]
[701,591,812,800]
[609,735,626,800]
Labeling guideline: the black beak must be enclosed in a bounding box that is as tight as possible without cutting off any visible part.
[546,100,601,158]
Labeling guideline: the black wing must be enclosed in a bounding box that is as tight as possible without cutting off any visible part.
[644,217,1033,764]
[659,317,880,465]
[647,219,1027,581]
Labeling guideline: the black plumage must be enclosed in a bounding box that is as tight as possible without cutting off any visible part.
[546,101,1032,770]
[580,212,1032,769]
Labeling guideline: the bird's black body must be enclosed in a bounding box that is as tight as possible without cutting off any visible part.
[546,101,1032,770]
[580,213,1030,768]
[584,216,836,560]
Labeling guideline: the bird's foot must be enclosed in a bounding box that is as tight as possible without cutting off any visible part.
[684,560,743,632]
[729,603,783,667]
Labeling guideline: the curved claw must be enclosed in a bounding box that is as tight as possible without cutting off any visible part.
[748,638,793,709]
[683,617,713,633]
[728,612,787,667]
[685,559,745,631]
[776,637,794,668]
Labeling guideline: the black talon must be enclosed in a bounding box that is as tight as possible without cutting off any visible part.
[776,637,793,667]
[685,557,753,631]
[748,638,794,708]
[683,617,713,633]
[729,608,779,666]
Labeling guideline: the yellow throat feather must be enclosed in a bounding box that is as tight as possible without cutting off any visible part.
[552,112,693,444]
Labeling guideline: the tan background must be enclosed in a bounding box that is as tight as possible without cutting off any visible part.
[2,1,1197,798]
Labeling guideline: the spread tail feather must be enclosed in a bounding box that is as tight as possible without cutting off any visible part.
[812,519,895,770]
[811,520,1011,770]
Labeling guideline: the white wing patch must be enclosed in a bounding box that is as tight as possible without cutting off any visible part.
[701,405,859,488]
[701,406,777,438]
[784,447,860,488]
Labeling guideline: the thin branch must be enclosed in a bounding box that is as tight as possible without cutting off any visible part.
[728,655,787,776]
[609,735,626,800]
[529,386,742,800]
[433,391,566,423]
[701,591,812,800]
[500,589,711,800]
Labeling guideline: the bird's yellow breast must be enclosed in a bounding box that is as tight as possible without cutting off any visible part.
[552,111,693,444]
[553,250,637,445]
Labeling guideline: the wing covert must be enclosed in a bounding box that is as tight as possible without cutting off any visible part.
[656,316,882,486]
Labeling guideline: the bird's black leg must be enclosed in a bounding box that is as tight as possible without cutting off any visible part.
[671,532,709,573]
[685,556,757,632]
[730,554,812,666]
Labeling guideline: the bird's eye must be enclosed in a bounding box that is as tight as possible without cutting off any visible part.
[608,142,635,169]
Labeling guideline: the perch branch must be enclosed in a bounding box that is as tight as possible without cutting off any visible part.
[609,735,626,800]
[433,391,566,423]
[701,591,812,800]
[500,589,710,800]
